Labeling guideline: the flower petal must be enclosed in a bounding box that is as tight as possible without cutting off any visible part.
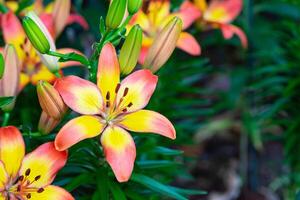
[194,0,207,12]
[101,126,136,182]
[19,142,67,187]
[19,73,30,92]
[177,32,201,56]
[116,70,157,113]
[24,185,74,200]
[119,110,176,139]
[55,76,103,114]
[138,45,150,65]
[204,0,242,23]
[220,24,248,48]
[176,0,201,29]
[0,126,25,179]
[67,14,89,30]
[52,0,71,36]
[30,65,56,85]
[1,12,26,61]
[97,43,120,108]
[148,0,170,28]
[0,161,8,190]
[129,11,151,32]
[55,115,105,151]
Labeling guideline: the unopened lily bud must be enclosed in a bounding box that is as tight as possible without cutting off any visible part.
[128,0,142,15]
[106,0,127,29]
[143,17,182,73]
[0,54,4,79]
[38,111,60,135]
[37,80,67,120]
[22,16,50,54]
[119,25,142,75]
[0,44,19,112]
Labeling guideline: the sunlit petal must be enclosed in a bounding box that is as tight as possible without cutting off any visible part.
[176,0,201,29]
[24,185,74,200]
[177,32,201,56]
[220,24,248,48]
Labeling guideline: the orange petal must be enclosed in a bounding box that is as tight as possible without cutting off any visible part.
[97,43,120,108]
[204,0,242,23]
[176,0,201,29]
[119,110,176,139]
[101,126,136,182]
[52,0,71,36]
[67,14,89,30]
[0,126,25,180]
[30,65,57,85]
[220,24,248,48]
[138,46,149,65]
[55,115,105,151]
[57,48,84,68]
[1,12,26,62]
[24,185,74,200]
[148,0,171,27]
[128,11,151,33]
[19,142,67,187]
[55,76,103,115]
[177,32,201,56]
[194,0,207,12]
[116,70,157,113]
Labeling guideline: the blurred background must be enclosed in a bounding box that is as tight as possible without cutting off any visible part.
[3,0,300,199]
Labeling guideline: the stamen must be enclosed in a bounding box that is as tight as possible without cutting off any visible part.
[35,175,41,181]
[122,108,127,113]
[127,102,133,107]
[25,52,30,58]
[26,193,31,199]
[37,188,44,193]
[18,175,24,182]
[106,92,110,100]
[25,169,31,176]
[17,185,21,192]
[123,88,129,97]
[106,101,110,108]
[115,83,121,94]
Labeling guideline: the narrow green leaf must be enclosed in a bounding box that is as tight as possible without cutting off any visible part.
[109,181,127,200]
[0,97,14,107]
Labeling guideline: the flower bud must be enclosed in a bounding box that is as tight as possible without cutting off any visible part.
[143,17,182,73]
[38,111,60,135]
[0,44,19,112]
[119,25,142,75]
[106,0,127,29]
[0,54,4,79]
[22,15,50,54]
[128,0,142,15]
[37,80,67,120]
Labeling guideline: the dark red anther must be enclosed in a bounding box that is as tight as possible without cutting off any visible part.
[115,83,121,93]
[18,175,24,182]
[25,168,31,176]
[127,102,133,107]
[26,193,31,199]
[106,101,110,108]
[123,87,129,97]
[106,92,110,100]
[37,188,44,193]
[35,175,41,181]
[122,108,127,112]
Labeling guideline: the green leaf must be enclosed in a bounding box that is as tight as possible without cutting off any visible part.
[65,172,94,192]
[168,186,207,196]
[137,160,180,169]
[109,181,127,200]
[99,16,106,36]
[152,146,183,156]
[131,173,188,200]
[0,97,14,107]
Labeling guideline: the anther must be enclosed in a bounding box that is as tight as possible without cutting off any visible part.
[25,169,31,176]
[115,83,121,94]
[26,193,31,199]
[123,88,129,97]
[106,101,110,108]
[122,108,127,112]
[18,175,24,181]
[37,188,44,193]
[127,102,133,107]
[35,175,41,181]
[106,92,110,100]
[17,185,21,192]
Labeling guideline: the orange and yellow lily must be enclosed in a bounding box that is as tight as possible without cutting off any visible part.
[54,43,176,182]
[128,0,201,64]
[0,126,73,200]
[0,0,88,91]
[194,0,248,48]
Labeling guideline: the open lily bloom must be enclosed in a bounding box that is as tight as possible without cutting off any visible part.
[194,0,248,48]
[128,0,201,64]
[54,43,176,182]
[1,11,83,91]
[0,126,73,200]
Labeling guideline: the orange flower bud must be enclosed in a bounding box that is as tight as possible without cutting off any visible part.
[37,80,67,120]
[143,17,182,73]
[38,111,60,135]
[0,44,20,112]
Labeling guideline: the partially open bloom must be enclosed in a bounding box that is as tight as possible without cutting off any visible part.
[1,11,83,91]
[0,126,73,199]
[194,0,247,48]
[128,0,201,64]
[0,44,20,112]
[54,43,176,182]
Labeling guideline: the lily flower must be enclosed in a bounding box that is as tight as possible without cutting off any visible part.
[1,11,83,91]
[54,43,176,182]
[0,126,73,199]
[128,0,201,64]
[194,0,248,48]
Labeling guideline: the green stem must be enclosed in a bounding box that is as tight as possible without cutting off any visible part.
[2,112,10,127]
[22,132,42,137]
[47,51,90,67]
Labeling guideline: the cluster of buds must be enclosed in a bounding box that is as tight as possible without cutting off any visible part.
[0,44,20,112]
[37,80,67,134]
